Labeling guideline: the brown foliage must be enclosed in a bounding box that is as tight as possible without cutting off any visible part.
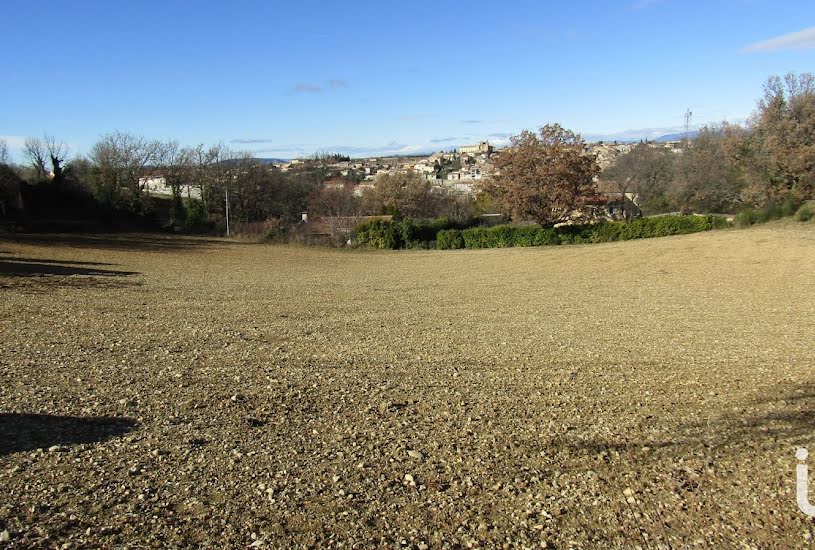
[307,179,361,218]
[743,72,815,203]
[360,172,440,218]
[481,124,600,226]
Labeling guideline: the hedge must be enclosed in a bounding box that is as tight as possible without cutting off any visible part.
[436,229,465,250]
[357,214,729,251]
[355,217,476,249]
[437,215,728,250]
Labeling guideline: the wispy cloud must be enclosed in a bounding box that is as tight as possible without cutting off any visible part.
[230,138,275,144]
[488,132,513,139]
[429,137,467,143]
[743,26,815,53]
[292,79,350,94]
[461,119,483,124]
[293,83,323,94]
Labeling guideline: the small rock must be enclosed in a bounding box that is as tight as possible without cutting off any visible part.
[623,488,634,497]
[407,450,424,460]
[0,530,9,542]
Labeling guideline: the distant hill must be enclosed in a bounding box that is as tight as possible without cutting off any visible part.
[254,157,288,164]
[653,131,699,142]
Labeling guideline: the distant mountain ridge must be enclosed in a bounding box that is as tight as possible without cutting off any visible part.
[254,157,288,164]
[653,131,699,142]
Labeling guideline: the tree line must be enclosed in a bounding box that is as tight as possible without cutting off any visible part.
[0,131,479,233]
[0,72,811,233]
[603,72,814,216]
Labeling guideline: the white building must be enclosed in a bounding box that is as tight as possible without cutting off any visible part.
[140,176,202,200]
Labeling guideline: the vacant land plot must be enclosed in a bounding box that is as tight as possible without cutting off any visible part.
[1,224,815,548]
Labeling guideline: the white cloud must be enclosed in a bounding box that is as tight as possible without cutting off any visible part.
[743,26,815,53]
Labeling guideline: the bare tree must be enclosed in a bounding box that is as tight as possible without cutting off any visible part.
[602,143,675,217]
[89,131,161,209]
[360,172,441,218]
[0,138,8,165]
[23,137,48,180]
[44,135,69,183]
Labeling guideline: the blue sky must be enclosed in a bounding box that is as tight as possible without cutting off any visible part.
[1,0,813,160]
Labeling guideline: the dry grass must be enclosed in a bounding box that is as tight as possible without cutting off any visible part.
[1,223,815,548]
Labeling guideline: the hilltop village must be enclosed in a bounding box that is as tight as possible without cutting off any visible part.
[272,139,685,198]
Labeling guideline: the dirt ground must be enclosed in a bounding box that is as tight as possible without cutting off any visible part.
[1,223,815,548]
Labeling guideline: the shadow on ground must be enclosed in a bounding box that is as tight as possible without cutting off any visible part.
[0,233,232,252]
[0,258,138,277]
[0,255,115,267]
[554,382,815,459]
[0,413,138,456]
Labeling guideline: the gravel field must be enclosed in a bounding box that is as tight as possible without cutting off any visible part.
[1,223,815,548]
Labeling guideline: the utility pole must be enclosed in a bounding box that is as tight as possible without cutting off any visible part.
[684,109,693,146]
[225,187,230,237]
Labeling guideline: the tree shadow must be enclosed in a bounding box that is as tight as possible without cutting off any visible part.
[0,233,234,252]
[0,413,138,456]
[0,258,138,277]
[553,382,815,459]
[0,254,115,267]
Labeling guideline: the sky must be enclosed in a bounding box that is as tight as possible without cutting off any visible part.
[1,0,813,160]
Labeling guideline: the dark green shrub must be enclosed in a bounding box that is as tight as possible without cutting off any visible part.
[534,228,561,246]
[758,205,784,223]
[734,209,759,228]
[355,219,402,249]
[781,196,801,217]
[184,198,208,232]
[436,229,464,249]
[556,224,595,244]
[512,225,540,247]
[462,227,490,248]
[592,221,624,243]
[796,204,814,222]
[356,217,479,249]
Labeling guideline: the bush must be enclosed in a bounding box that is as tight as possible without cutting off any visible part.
[781,196,801,217]
[356,218,477,249]
[184,198,208,232]
[364,214,725,251]
[454,215,720,250]
[262,218,286,241]
[355,219,402,249]
[436,229,464,249]
[734,209,759,228]
[592,215,717,242]
[796,204,814,222]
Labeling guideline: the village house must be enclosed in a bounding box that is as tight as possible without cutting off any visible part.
[139,176,202,200]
